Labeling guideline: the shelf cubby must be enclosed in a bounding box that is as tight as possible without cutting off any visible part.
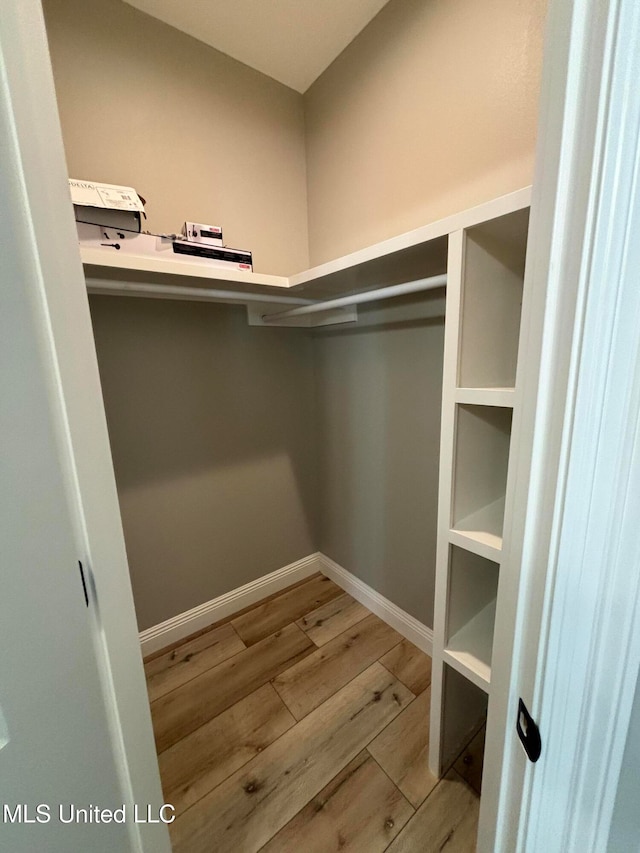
[458,208,529,390]
[451,404,512,554]
[443,546,499,692]
[439,664,488,773]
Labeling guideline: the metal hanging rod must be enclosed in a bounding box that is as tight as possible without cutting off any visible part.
[85,279,315,307]
[261,273,447,323]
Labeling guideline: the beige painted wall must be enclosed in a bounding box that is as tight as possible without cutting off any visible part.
[307,0,546,626]
[42,0,309,276]
[314,293,445,626]
[304,0,547,264]
[89,296,318,630]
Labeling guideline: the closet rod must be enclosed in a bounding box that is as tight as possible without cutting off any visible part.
[86,279,315,307]
[261,273,448,323]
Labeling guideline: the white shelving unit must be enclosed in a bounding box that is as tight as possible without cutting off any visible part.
[429,194,531,776]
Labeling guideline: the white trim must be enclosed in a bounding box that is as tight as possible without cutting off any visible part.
[317,554,433,655]
[141,552,434,658]
[429,228,465,774]
[140,554,323,656]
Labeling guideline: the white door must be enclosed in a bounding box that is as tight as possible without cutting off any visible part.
[0,213,130,853]
[0,2,170,851]
[480,0,640,849]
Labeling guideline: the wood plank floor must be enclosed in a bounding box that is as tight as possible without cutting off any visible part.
[145,573,481,852]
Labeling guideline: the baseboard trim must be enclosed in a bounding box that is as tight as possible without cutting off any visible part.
[139,553,324,657]
[139,551,433,658]
[317,554,433,655]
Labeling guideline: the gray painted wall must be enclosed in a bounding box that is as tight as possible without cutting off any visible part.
[90,292,444,633]
[313,292,446,627]
[89,296,318,630]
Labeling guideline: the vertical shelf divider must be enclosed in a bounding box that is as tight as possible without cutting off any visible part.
[429,227,464,775]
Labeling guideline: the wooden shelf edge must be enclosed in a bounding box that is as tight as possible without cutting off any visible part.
[448,528,502,563]
[443,650,491,694]
[455,387,515,408]
[81,247,290,291]
[444,598,496,694]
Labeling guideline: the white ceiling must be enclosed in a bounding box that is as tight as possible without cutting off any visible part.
[122,0,390,93]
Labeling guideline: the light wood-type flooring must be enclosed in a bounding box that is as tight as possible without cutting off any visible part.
[144,573,483,852]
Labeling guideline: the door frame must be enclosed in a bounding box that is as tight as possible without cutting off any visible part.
[7,0,640,850]
[1,3,170,851]
[480,0,640,849]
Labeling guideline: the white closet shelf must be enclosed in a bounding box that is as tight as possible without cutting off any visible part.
[454,387,515,408]
[450,496,506,561]
[449,528,502,562]
[81,246,290,296]
[443,598,496,692]
[288,189,530,298]
[82,187,532,305]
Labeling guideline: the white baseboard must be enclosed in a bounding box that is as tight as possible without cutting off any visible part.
[139,553,324,657]
[139,550,433,658]
[317,554,433,655]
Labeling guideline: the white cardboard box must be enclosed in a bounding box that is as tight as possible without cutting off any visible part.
[69,178,145,232]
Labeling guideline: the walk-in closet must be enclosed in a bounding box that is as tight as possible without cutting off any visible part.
[36,0,547,849]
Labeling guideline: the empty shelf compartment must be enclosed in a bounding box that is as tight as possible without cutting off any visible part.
[452,404,512,547]
[444,546,499,691]
[439,664,488,772]
[458,208,529,389]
